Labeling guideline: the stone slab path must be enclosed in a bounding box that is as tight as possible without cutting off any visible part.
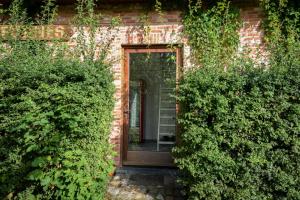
[106,167,186,200]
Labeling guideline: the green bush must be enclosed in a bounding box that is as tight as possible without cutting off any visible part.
[0,41,115,199]
[173,62,300,199]
[175,0,300,199]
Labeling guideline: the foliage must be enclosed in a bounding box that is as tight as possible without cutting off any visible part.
[183,0,241,68]
[260,0,300,67]
[0,49,115,199]
[174,0,300,199]
[174,61,300,199]
[0,0,116,199]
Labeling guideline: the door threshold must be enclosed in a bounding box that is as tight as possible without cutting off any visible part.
[123,151,175,167]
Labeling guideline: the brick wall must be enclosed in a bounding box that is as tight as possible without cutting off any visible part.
[55,2,265,166]
[239,6,266,62]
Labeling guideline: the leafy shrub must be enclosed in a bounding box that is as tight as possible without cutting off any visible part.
[173,61,300,199]
[0,41,115,199]
[174,0,300,199]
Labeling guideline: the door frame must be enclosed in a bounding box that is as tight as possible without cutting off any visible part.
[121,44,182,166]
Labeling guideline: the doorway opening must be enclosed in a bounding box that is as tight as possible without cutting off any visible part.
[123,45,181,166]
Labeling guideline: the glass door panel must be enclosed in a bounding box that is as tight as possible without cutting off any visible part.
[128,52,177,152]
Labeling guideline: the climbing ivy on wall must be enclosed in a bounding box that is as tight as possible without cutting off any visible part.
[260,0,300,67]
[183,0,241,69]
[152,0,241,68]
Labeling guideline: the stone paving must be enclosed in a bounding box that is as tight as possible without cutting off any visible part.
[106,167,186,200]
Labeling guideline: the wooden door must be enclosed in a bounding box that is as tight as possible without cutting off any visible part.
[122,45,182,166]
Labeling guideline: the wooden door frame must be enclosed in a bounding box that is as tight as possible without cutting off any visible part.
[121,44,183,166]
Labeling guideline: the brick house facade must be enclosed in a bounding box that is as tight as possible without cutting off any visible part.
[0,0,264,166]
[51,0,265,166]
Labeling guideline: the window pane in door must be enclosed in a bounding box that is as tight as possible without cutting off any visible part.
[128,52,176,152]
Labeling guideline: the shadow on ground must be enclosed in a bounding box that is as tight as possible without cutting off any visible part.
[106,167,186,200]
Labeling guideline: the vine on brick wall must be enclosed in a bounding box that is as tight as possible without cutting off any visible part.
[184,0,241,69]
[260,0,300,67]
[73,0,121,61]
